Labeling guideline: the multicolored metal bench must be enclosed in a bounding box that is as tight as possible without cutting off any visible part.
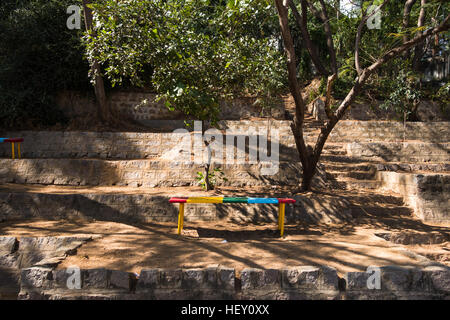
[169,197,296,237]
[0,138,24,159]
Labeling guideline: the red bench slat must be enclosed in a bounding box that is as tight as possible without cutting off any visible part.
[278,198,296,203]
[4,138,24,143]
[169,197,188,203]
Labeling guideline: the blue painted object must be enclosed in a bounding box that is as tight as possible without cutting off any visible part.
[247,197,279,204]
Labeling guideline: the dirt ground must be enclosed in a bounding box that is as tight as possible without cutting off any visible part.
[1,184,448,276]
[1,218,448,277]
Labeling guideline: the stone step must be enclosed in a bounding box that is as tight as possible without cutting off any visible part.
[0,159,328,188]
[347,141,450,163]
[320,155,369,163]
[2,121,447,160]
[321,144,346,151]
[322,161,450,174]
[326,170,376,180]
[321,162,377,172]
[0,184,410,225]
[0,130,340,161]
[0,185,326,224]
[333,178,382,190]
[321,149,347,156]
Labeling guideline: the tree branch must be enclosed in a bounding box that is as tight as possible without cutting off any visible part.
[304,0,338,74]
[324,73,337,120]
[338,13,450,119]
[82,0,111,123]
[289,0,330,75]
[403,0,418,43]
[355,0,390,75]
[413,0,427,71]
[318,0,338,74]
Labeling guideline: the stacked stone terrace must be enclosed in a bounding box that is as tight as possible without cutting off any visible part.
[1,101,450,301]
[0,114,449,223]
[15,262,450,300]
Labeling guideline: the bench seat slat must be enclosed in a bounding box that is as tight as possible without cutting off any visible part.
[248,197,278,204]
[3,138,24,143]
[169,197,296,204]
[278,198,296,204]
[222,197,248,203]
[169,197,188,203]
[187,197,223,203]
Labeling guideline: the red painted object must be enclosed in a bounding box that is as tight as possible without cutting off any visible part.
[278,198,296,203]
[169,197,188,203]
[4,138,24,143]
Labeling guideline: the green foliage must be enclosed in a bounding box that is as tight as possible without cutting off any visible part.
[380,71,422,118]
[432,81,450,113]
[196,167,228,190]
[0,0,90,128]
[86,0,286,124]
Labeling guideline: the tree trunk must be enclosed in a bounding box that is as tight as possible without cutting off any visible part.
[403,0,417,44]
[274,0,313,191]
[202,120,213,191]
[289,1,329,75]
[318,0,338,74]
[274,0,449,193]
[413,0,427,72]
[82,0,111,123]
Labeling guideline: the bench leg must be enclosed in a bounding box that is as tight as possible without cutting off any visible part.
[278,204,281,230]
[18,142,21,159]
[280,203,286,237]
[177,203,185,235]
[11,142,15,159]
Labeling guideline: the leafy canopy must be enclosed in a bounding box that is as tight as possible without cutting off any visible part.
[86,0,287,123]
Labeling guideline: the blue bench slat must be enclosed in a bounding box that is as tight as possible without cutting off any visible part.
[247,198,279,204]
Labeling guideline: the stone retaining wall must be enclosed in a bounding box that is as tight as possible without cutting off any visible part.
[0,191,354,224]
[347,142,450,163]
[0,121,298,160]
[56,91,285,122]
[15,265,450,300]
[0,159,328,188]
[329,121,450,142]
[2,121,449,160]
[376,172,450,223]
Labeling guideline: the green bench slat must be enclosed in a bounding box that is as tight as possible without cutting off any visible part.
[223,197,248,203]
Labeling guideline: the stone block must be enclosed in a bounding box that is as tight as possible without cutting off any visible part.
[320,266,339,290]
[423,265,450,293]
[241,268,281,291]
[345,271,371,290]
[160,269,182,289]
[136,269,161,291]
[109,270,131,290]
[182,269,205,289]
[0,237,18,254]
[218,267,235,290]
[53,269,78,290]
[282,266,320,289]
[82,268,108,289]
[21,267,53,289]
[379,266,413,291]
